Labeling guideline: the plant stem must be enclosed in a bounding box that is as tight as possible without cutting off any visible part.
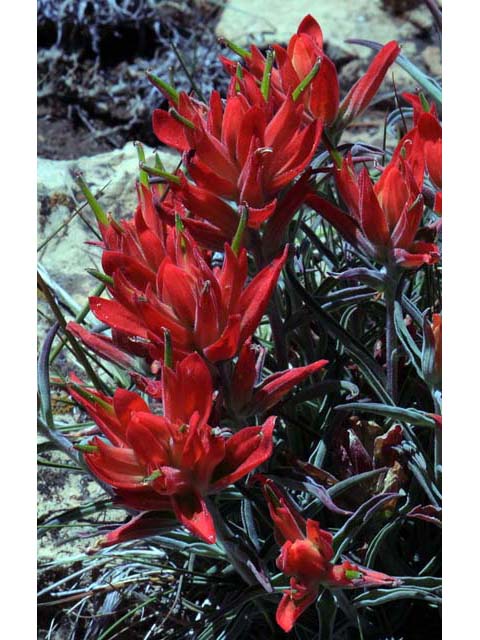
[268,290,289,369]
[424,0,442,31]
[385,271,399,403]
[433,391,442,484]
[206,498,263,588]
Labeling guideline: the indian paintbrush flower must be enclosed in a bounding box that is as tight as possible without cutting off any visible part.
[258,477,400,632]
[73,183,289,366]
[221,14,400,132]
[400,92,442,213]
[307,149,440,269]
[422,312,442,389]
[69,353,276,544]
[152,86,322,212]
[227,338,328,417]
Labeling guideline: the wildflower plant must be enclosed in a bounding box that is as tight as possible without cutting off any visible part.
[38,12,442,639]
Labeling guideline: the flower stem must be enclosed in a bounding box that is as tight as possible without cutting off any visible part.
[206,497,262,587]
[385,270,400,402]
[433,391,442,484]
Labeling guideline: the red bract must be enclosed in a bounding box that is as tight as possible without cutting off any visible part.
[69,354,276,544]
[99,183,173,289]
[67,321,143,371]
[221,15,399,129]
[422,313,442,388]
[307,151,440,268]
[409,94,442,213]
[68,184,174,362]
[432,314,442,376]
[392,93,442,213]
[334,39,400,130]
[97,511,179,548]
[158,169,312,255]
[228,338,328,417]
[85,203,288,364]
[153,89,322,212]
[225,14,339,125]
[259,478,399,632]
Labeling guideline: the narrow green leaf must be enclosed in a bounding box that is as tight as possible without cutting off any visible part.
[139,162,181,184]
[146,70,179,104]
[75,174,109,225]
[334,402,437,427]
[218,36,252,59]
[231,206,248,255]
[333,492,401,557]
[292,58,322,101]
[135,141,149,187]
[162,328,173,368]
[85,269,114,286]
[328,468,389,500]
[260,49,275,101]
[38,499,112,531]
[353,586,441,608]
[286,264,392,405]
[38,322,60,428]
[168,107,195,129]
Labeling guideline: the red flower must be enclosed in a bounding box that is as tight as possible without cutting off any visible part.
[67,321,143,371]
[153,88,322,213]
[307,151,440,269]
[410,95,442,214]
[393,93,442,213]
[97,511,178,548]
[254,474,306,545]
[334,39,400,130]
[69,354,276,544]
[258,478,399,632]
[98,183,172,290]
[222,14,399,129]
[432,313,442,376]
[228,338,328,417]
[158,169,312,255]
[69,184,175,362]
[247,14,339,125]
[422,313,442,387]
[82,189,288,365]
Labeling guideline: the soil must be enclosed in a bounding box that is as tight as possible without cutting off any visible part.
[38,113,115,159]
[37,1,230,160]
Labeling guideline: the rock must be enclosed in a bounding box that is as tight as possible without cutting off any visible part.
[37,449,106,562]
[381,0,422,15]
[216,0,429,58]
[407,6,436,30]
[37,143,178,304]
[420,45,442,78]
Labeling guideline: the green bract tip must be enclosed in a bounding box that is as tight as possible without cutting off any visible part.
[76,174,109,226]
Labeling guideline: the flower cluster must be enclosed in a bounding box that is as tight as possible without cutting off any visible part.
[307,148,440,269]
[69,355,276,543]
[259,477,399,631]
[62,13,441,633]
